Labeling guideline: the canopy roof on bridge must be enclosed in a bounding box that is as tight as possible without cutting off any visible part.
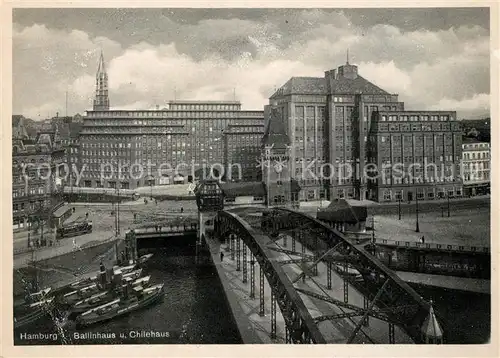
[316,199,367,224]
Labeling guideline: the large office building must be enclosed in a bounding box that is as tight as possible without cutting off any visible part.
[269,57,463,202]
[462,139,490,196]
[223,123,264,182]
[79,53,264,189]
[368,110,462,202]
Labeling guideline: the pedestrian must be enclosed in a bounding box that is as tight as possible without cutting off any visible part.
[181,207,184,214]
[85,212,88,219]
[220,251,224,262]
[100,261,105,272]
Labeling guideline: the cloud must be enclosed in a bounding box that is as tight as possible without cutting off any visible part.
[430,94,490,119]
[13,9,490,119]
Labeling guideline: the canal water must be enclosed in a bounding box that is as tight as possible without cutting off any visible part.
[14,237,489,345]
[14,240,242,345]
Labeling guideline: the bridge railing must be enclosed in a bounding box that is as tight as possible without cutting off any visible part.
[375,238,490,253]
[133,223,198,235]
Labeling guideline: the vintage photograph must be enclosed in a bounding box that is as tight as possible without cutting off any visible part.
[11,7,491,346]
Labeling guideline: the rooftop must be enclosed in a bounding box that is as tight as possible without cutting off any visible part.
[262,108,290,148]
[317,199,368,223]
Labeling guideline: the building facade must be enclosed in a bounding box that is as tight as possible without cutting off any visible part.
[223,123,264,182]
[269,59,462,202]
[12,122,66,230]
[79,53,264,189]
[368,110,463,202]
[462,139,490,196]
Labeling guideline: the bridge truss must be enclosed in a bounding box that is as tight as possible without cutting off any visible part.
[214,206,435,344]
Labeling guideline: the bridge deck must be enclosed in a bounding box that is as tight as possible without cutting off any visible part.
[207,230,414,344]
[395,271,490,294]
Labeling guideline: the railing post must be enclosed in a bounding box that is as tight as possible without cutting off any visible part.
[363,296,370,326]
[271,290,277,339]
[250,256,255,299]
[242,244,247,283]
[343,259,349,303]
[259,265,265,316]
[327,261,332,290]
[231,234,235,261]
[236,237,241,271]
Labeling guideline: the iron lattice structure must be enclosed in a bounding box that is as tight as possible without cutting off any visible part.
[216,210,327,344]
[216,206,435,344]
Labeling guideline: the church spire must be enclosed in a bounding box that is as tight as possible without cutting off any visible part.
[93,50,110,111]
[97,50,106,74]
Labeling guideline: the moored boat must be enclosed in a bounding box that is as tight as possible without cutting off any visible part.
[58,268,143,305]
[71,276,152,315]
[75,283,164,328]
[14,297,55,329]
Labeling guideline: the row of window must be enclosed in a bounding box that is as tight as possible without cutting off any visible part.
[463,143,489,149]
[382,187,462,201]
[463,172,490,181]
[87,109,254,119]
[463,152,489,159]
[381,114,451,122]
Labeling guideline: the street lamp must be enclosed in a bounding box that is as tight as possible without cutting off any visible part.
[447,191,451,217]
[398,197,402,220]
[415,191,420,233]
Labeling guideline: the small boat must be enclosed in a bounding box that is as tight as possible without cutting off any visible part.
[60,269,144,306]
[137,253,153,266]
[58,268,143,303]
[14,297,55,329]
[76,283,164,328]
[68,265,137,290]
[71,276,152,315]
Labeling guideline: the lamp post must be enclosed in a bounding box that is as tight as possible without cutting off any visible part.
[447,191,450,217]
[398,197,402,220]
[415,191,420,233]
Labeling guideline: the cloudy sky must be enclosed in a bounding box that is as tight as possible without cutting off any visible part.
[13,8,490,120]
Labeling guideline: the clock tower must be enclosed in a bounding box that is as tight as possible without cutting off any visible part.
[261,107,291,207]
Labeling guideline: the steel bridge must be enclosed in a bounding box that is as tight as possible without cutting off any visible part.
[213,206,438,344]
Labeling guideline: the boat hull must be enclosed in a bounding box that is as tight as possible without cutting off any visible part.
[76,288,164,329]
[14,304,54,329]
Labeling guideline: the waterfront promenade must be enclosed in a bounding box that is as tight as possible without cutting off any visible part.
[13,199,197,269]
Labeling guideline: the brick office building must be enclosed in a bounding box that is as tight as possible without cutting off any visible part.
[269,58,461,202]
[367,111,463,202]
[79,52,264,189]
[223,123,265,182]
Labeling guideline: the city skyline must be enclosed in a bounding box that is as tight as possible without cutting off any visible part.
[14,8,490,119]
